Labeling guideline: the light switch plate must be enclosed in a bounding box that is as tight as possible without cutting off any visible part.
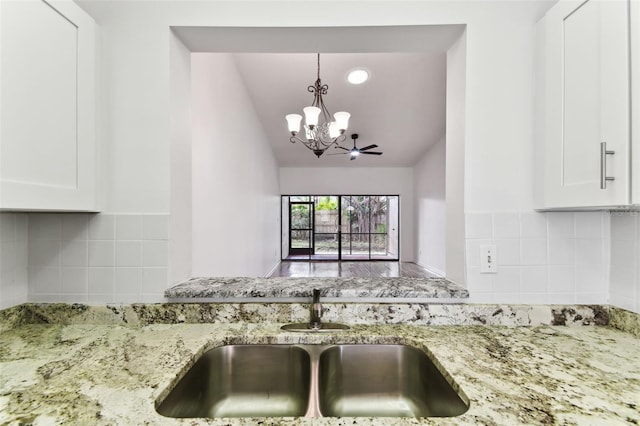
[480,245,497,274]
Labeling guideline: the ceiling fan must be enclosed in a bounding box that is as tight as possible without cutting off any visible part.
[330,134,383,160]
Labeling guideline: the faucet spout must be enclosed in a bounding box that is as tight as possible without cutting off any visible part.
[310,289,322,329]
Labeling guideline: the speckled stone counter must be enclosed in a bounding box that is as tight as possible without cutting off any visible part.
[165,277,468,302]
[0,303,609,328]
[1,304,639,425]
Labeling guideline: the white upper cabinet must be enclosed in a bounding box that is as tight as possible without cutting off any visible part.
[0,0,98,211]
[632,0,640,205]
[535,0,631,210]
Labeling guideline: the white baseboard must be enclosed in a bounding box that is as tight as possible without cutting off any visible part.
[265,260,281,277]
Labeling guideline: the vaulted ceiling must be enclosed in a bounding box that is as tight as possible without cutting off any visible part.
[233,52,446,167]
[173,24,465,168]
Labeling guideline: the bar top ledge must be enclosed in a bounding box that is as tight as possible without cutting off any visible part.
[164,276,469,302]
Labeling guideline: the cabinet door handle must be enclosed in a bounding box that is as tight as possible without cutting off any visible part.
[600,142,615,189]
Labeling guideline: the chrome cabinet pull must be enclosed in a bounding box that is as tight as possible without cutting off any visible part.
[600,142,615,189]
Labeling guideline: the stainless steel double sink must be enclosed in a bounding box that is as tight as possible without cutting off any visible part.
[156,344,469,419]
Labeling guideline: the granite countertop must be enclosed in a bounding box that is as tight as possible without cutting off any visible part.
[165,277,469,301]
[1,307,639,425]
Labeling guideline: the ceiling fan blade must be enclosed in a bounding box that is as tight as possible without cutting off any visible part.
[335,146,350,151]
[327,152,348,155]
[359,144,378,151]
[350,155,357,161]
[361,151,383,155]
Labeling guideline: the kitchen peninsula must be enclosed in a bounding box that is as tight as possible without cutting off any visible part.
[1,301,638,425]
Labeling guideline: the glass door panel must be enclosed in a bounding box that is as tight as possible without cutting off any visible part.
[289,202,313,256]
[370,195,395,260]
[386,196,400,259]
[313,196,339,259]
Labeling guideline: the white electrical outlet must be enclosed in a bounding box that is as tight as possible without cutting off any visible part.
[480,245,497,274]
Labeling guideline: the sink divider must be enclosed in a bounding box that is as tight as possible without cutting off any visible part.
[298,344,328,418]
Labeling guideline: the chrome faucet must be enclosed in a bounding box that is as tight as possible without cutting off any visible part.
[280,288,349,332]
[310,289,323,329]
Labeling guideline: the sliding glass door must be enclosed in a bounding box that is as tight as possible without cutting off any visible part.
[340,196,399,260]
[289,199,313,256]
[313,196,340,259]
[282,195,399,261]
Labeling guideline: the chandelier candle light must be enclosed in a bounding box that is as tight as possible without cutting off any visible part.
[285,54,351,158]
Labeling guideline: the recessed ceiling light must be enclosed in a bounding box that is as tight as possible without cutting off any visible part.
[346,69,369,85]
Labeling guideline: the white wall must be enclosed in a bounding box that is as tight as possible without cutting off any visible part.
[169,32,192,284]
[0,213,28,309]
[191,54,280,277]
[53,0,617,308]
[414,137,446,275]
[280,167,414,261]
[445,33,467,285]
[73,0,556,214]
[610,213,640,314]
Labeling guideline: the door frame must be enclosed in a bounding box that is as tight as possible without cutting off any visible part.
[282,195,400,261]
[288,201,314,256]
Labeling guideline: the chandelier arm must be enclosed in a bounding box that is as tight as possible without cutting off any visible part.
[315,131,346,148]
[290,135,322,152]
[289,135,305,144]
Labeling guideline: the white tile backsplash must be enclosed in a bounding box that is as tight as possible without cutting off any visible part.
[143,241,168,267]
[610,239,636,267]
[31,267,62,295]
[89,241,116,267]
[29,214,62,241]
[465,238,492,268]
[30,239,61,268]
[574,239,603,265]
[143,215,170,240]
[465,211,610,307]
[520,266,548,293]
[574,212,603,238]
[1,209,633,312]
[493,266,520,293]
[0,213,29,309]
[89,215,116,240]
[548,239,574,265]
[520,239,547,265]
[115,267,142,295]
[62,268,89,294]
[547,212,575,239]
[519,292,548,304]
[493,213,520,239]
[520,212,547,238]
[116,241,142,267]
[116,215,143,240]
[24,213,169,305]
[609,212,640,313]
[62,241,88,267]
[495,239,520,265]
[62,214,89,241]
[548,266,575,293]
[89,267,115,294]
[465,213,493,239]
[575,264,605,293]
[142,268,168,293]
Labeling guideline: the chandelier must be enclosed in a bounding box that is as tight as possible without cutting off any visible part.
[285,54,350,158]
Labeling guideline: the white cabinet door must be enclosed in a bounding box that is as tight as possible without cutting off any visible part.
[632,0,640,205]
[0,0,98,211]
[538,0,630,209]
